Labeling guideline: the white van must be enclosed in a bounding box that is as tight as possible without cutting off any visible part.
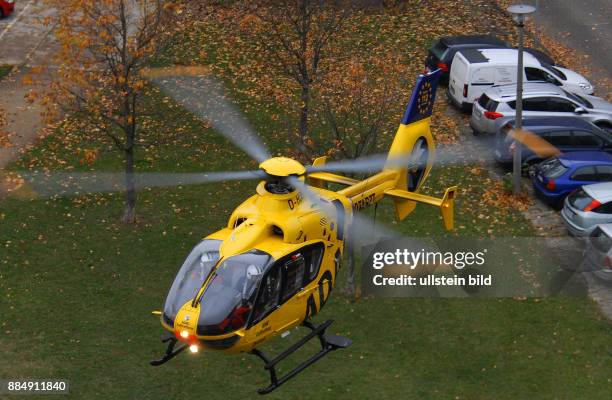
[447,48,594,111]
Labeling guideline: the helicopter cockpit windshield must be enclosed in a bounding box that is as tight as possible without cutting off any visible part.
[197,250,272,336]
[162,239,221,327]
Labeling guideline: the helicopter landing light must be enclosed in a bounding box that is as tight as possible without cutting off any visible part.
[189,345,199,354]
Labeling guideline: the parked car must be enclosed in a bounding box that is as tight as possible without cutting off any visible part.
[561,182,612,236]
[470,82,612,135]
[448,49,593,111]
[425,35,555,83]
[494,117,612,166]
[0,0,15,18]
[580,224,612,283]
[531,152,612,207]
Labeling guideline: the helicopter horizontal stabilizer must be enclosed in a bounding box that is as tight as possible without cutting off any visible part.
[385,186,457,230]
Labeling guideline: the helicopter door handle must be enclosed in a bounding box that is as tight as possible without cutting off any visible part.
[297,286,317,299]
[275,319,299,334]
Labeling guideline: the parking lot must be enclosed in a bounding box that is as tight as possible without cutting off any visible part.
[0,0,57,66]
[447,90,612,318]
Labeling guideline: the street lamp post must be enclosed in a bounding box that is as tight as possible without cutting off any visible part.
[508,4,536,195]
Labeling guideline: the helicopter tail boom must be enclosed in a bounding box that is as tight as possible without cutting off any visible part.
[305,69,455,230]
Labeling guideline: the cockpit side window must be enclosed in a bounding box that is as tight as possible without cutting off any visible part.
[248,243,325,327]
[250,265,281,325]
[303,243,324,284]
[282,255,306,302]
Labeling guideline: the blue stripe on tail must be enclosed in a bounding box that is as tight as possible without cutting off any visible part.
[400,69,442,125]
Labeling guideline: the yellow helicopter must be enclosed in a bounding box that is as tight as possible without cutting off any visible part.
[1,68,456,394]
[143,68,457,394]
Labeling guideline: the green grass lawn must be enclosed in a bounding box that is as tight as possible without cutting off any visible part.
[1,8,611,400]
[2,84,610,399]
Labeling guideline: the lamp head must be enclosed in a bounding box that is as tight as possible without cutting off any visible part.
[507,4,536,24]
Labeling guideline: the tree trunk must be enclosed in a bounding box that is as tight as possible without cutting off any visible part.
[122,145,137,224]
[298,84,310,156]
[345,235,356,296]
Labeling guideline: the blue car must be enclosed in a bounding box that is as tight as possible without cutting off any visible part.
[531,151,612,207]
[495,117,612,166]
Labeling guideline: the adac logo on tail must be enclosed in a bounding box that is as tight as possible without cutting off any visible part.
[400,69,441,126]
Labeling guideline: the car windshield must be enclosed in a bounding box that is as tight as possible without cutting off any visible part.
[539,157,568,178]
[544,64,566,80]
[478,94,499,111]
[162,240,221,325]
[568,188,594,210]
[561,89,593,108]
[430,41,448,60]
[197,250,272,335]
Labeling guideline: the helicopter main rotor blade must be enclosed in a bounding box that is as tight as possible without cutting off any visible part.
[305,147,497,176]
[1,170,266,198]
[148,71,271,164]
[306,153,394,174]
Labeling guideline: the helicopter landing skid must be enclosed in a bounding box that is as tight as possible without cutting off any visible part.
[150,336,188,366]
[251,319,352,395]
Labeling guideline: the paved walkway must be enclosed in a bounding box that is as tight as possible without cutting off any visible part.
[534,0,612,87]
[0,68,48,168]
[0,0,56,168]
[0,0,58,66]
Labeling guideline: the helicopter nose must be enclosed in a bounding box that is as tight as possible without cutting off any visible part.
[174,305,200,342]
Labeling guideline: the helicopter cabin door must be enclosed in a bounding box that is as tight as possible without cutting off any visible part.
[249,244,325,336]
[270,254,307,334]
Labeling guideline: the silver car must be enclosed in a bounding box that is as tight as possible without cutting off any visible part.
[470,82,612,135]
[561,182,612,237]
[581,224,612,283]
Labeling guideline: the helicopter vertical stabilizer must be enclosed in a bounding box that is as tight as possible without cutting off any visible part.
[384,69,446,222]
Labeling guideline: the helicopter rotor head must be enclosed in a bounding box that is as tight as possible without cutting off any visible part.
[258,157,306,195]
[258,157,306,178]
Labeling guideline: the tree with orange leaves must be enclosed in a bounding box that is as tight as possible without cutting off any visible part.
[46,0,177,223]
[317,48,409,160]
[237,0,353,158]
